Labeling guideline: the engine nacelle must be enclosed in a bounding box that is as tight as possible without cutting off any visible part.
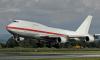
[85,36,89,41]
[13,36,24,42]
[85,35,95,42]
[57,36,69,43]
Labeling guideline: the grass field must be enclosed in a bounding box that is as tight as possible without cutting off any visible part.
[0,48,100,55]
[0,48,100,54]
[0,48,100,60]
[24,58,100,60]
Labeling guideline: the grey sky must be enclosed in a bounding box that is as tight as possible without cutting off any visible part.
[0,0,100,34]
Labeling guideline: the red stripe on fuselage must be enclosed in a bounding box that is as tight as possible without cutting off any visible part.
[6,26,65,36]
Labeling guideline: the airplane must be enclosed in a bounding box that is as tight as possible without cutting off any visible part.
[6,15,95,48]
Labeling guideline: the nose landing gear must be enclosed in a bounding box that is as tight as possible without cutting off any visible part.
[6,36,19,48]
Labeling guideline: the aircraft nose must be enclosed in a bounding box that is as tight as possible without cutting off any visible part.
[6,24,16,34]
[6,24,11,31]
[6,23,15,32]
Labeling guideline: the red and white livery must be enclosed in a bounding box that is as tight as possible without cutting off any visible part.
[6,15,94,44]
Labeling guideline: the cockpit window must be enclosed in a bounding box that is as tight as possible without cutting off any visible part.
[13,20,19,22]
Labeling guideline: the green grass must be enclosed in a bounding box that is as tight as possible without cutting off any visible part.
[0,48,100,60]
[24,58,100,60]
[0,48,100,54]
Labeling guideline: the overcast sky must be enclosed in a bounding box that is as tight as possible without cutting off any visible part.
[0,0,100,34]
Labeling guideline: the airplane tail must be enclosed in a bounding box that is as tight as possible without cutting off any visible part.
[76,15,93,34]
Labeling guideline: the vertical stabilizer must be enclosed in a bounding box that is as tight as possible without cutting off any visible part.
[76,15,93,34]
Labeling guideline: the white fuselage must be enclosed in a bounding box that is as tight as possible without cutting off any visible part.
[6,17,95,43]
[6,20,77,37]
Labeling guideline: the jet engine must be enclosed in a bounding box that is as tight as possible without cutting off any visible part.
[57,36,69,43]
[85,35,95,42]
